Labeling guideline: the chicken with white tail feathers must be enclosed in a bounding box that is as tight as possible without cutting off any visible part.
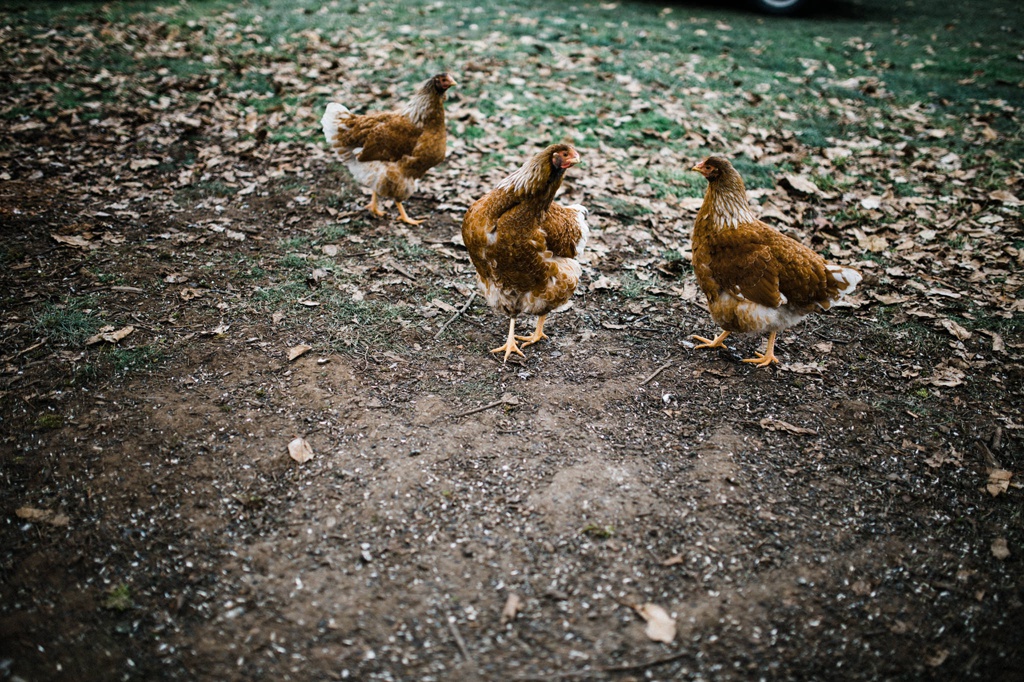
[320,73,456,225]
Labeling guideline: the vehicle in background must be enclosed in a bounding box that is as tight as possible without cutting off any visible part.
[751,0,812,16]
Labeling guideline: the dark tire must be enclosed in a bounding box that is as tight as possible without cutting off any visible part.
[750,0,811,16]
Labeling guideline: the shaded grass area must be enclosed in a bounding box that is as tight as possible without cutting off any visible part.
[2,0,1020,159]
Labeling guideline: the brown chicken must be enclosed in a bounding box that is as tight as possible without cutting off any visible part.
[462,144,589,362]
[690,156,861,367]
[321,73,456,225]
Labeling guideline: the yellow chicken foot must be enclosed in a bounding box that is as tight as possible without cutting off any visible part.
[742,332,780,368]
[366,191,386,217]
[515,314,548,347]
[490,318,526,363]
[691,330,730,350]
[396,201,425,226]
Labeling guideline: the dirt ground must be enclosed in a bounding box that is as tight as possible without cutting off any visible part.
[1,163,1022,682]
[1,1,1023,675]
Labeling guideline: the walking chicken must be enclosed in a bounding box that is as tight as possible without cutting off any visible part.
[321,73,456,225]
[690,156,861,367]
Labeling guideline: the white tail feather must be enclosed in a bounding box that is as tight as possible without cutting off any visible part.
[566,204,590,256]
[320,102,350,146]
[827,265,862,296]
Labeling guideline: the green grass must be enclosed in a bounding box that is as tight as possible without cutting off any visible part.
[35,413,63,430]
[33,297,103,346]
[319,223,351,241]
[618,272,651,300]
[109,345,166,375]
[103,584,133,612]
[279,254,309,270]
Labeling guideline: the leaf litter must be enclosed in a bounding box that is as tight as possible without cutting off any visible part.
[0,0,1022,681]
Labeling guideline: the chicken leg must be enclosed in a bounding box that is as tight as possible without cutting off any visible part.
[691,330,730,350]
[515,314,548,347]
[366,191,385,217]
[491,317,525,363]
[396,201,424,226]
[742,331,779,368]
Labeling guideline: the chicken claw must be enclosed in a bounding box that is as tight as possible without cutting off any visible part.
[691,330,730,350]
[491,318,526,363]
[396,201,425,226]
[366,191,386,217]
[741,332,779,368]
[515,315,548,347]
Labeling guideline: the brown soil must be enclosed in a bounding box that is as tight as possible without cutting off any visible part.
[1,170,1022,682]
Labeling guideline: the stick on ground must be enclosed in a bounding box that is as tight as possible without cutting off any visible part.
[639,358,676,386]
[434,291,476,340]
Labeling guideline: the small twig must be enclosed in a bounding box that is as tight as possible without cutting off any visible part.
[977,440,1001,470]
[639,358,676,386]
[598,649,693,673]
[386,259,418,282]
[15,338,47,358]
[512,670,600,681]
[449,398,506,420]
[446,615,473,664]
[434,291,476,340]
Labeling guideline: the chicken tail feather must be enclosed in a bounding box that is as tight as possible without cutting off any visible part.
[320,102,351,146]
[827,264,862,296]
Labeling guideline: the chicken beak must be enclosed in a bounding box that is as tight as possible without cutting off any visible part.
[691,163,704,173]
[565,150,581,168]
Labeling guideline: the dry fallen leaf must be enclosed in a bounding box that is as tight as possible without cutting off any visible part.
[986,469,1012,497]
[660,555,685,567]
[940,319,972,341]
[920,365,965,388]
[431,298,458,313]
[979,330,1004,352]
[16,506,70,527]
[780,174,835,199]
[51,233,92,248]
[778,362,824,375]
[590,275,620,290]
[288,437,314,464]
[180,287,204,301]
[129,158,159,170]
[634,603,676,643]
[990,537,1010,561]
[500,593,523,624]
[288,344,312,361]
[988,189,1020,205]
[85,325,134,346]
